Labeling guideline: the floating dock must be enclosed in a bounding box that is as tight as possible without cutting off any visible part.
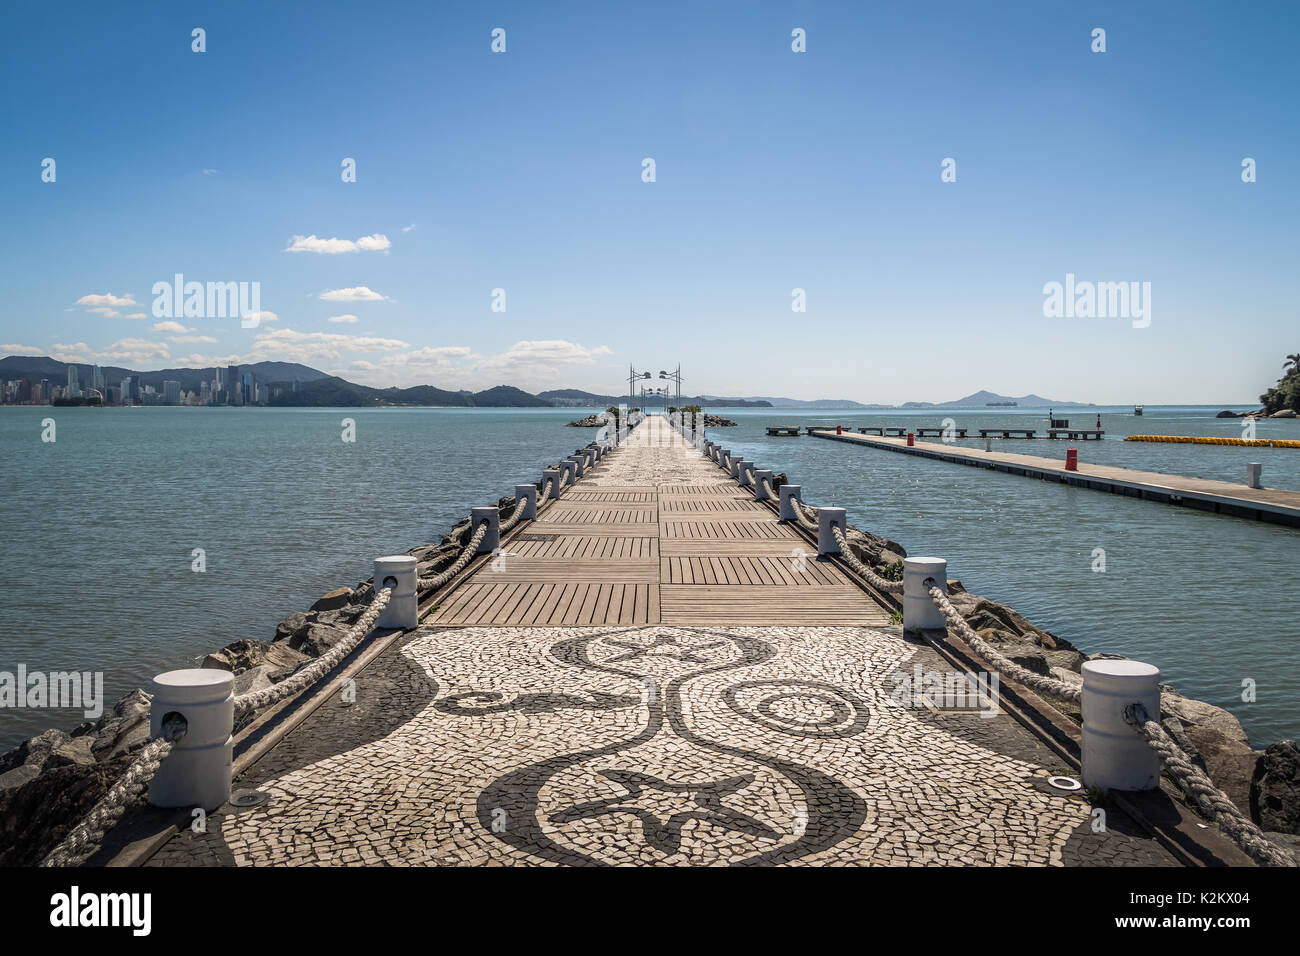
[809,429,1300,528]
[817,426,1103,440]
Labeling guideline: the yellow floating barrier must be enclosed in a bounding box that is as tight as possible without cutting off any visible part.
[1125,435,1300,448]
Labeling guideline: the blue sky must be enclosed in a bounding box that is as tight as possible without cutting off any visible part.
[2,0,1297,403]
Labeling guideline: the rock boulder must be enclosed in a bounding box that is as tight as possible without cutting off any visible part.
[1252,740,1300,834]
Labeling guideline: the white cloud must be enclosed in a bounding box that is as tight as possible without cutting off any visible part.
[125,312,147,319]
[287,234,391,254]
[202,168,221,175]
[478,340,614,372]
[327,314,359,324]
[319,286,388,302]
[152,320,190,334]
[401,223,416,232]
[245,327,410,363]
[170,335,219,344]
[76,293,137,308]
[86,307,122,317]
[334,340,613,390]
[50,338,171,365]
[2,344,44,356]
[172,352,243,367]
[243,310,278,325]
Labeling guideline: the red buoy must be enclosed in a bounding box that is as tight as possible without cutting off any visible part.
[907,432,915,446]
[836,424,843,435]
[1065,447,1078,471]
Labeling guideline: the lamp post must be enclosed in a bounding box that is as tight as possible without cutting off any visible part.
[628,365,652,406]
[659,365,683,404]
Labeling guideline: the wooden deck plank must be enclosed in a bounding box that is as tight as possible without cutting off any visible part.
[426,417,894,628]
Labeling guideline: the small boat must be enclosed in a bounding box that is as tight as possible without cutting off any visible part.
[1134,404,1144,416]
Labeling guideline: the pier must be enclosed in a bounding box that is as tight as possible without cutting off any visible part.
[51,415,1287,869]
[809,429,1300,528]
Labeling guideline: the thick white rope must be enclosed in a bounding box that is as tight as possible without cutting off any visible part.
[498,494,529,532]
[927,585,1082,704]
[40,718,186,868]
[1125,704,1296,867]
[417,521,490,591]
[831,525,904,594]
[233,587,393,717]
[791,496,820,532]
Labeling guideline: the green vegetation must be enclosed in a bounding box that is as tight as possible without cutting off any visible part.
[888,608,904,625]
[879,560,904,582]
[1260,353,1300,414]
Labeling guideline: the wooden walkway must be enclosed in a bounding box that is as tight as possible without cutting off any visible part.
[426,417,890,627]
[810,429,1300,528]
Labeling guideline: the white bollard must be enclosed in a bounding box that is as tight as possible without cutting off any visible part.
[736,460,754,486]
[1081,660,1162,791]
[471,506,500,553]
[560,460,577,485]
[374,555,418,628]
[719,449,731,469]
[1247,462,1262,489]
[753,468,773,500]
[817,507,846,554]
[147,669,234,810]
[568,454,585,478]
[515,484,538,521]
[779,484,802,521]
[729,455,743,479]
[543,467,562,499]
[984,438,992,452]
[903,557,948,631]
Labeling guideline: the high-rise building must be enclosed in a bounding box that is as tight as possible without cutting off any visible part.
[226,365,240,406]
[121,375,136,405]
[92,365,105,394]
[163,380,181,405]
[66,365,80,398]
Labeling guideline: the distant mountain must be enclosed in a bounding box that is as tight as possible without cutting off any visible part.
[2,353,869,408]
[270,379,550,408]
[734,396,875,409]
[902,389,1090,408]
[469,385,551,407]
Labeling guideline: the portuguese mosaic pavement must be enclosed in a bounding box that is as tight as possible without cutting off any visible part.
[150,419,1175,866]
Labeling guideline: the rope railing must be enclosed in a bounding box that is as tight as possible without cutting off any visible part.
[924,581,1296,867]
[417,521,489,592]
[40,716,188,868]
[498,494,529,532]
[927,584,1082,703]
[791,496,820,532]
[1125,703,1296,867]
[830,526,904,594]
[233,586,394,718]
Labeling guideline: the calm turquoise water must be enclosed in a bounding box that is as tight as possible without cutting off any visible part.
[1,405,1297,749]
